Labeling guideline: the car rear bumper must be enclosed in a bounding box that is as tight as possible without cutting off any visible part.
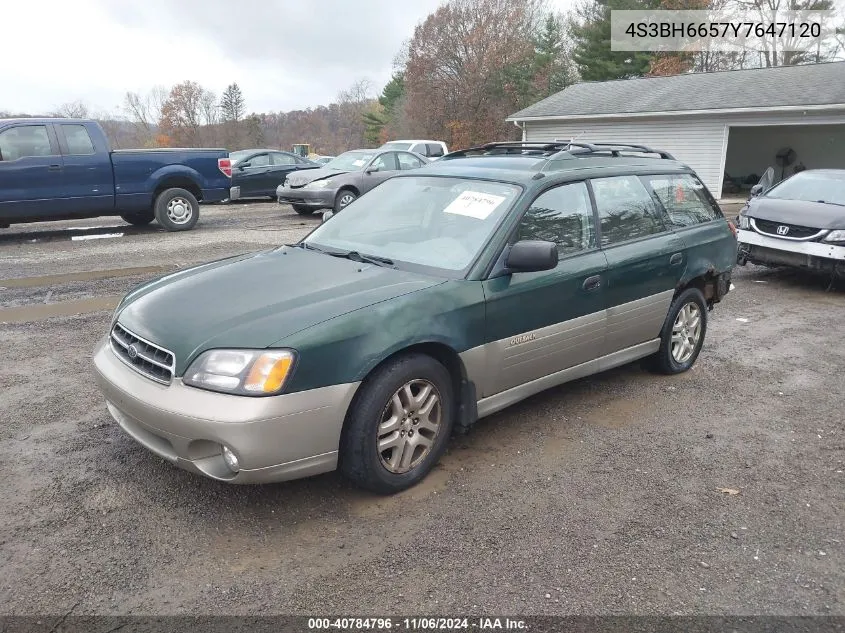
[93,336,359,484]
[737,229,845,276]
[276,185,335,207]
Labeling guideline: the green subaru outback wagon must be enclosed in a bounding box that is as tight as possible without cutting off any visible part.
[94,141,736,493]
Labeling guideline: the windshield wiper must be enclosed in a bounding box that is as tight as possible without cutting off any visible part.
[298,243,394,267]
[334,250,394,267]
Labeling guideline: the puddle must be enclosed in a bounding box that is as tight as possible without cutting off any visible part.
[0,265,172,289]
[0,295,121,323]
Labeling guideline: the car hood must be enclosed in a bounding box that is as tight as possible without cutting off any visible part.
[284,167,352,188]
[746,197,845,229]
[115,247,445,375]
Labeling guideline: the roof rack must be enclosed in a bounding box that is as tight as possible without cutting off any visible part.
[440,140,675,161]
[553,139,676,160]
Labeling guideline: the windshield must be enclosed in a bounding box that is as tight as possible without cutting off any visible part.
[382,142,412,151]
[229,150,253,164]
[323,151,375,171]
[303,176,521,274]
[765,171,845,206]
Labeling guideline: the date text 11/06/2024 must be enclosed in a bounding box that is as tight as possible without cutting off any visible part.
[307,617,528,630]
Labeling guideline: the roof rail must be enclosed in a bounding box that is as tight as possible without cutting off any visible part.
[440,140,675,161]
[440,141,574,159]
[553,139,676,160]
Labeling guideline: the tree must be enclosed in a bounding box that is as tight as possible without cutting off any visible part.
[570,0,658,80]
[220,83,245,122]
[363,72,405,144]
[53,101,90,118]
[337,78,375,148]
[159,80,205,146]
[532,13,577,98]
[402,0,545,147]
[124,86,167,146]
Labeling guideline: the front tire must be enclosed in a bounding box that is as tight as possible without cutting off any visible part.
[292,204,314,215]
[333,189,357,214]
[120,211,154,226]
[339,354,454,494]
[648,287,708,375]
[153,188,199,232]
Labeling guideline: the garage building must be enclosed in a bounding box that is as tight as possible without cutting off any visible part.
[507,62,845,200]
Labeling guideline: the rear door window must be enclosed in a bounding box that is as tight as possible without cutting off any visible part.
[61,124,96,155]
[0,125,55,161]
[642,173,722,226]
[591,175,667,246]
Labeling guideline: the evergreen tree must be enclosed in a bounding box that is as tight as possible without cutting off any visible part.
[570,0,657,81]
[219,83,245,123]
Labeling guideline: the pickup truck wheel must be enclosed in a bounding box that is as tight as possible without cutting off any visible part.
[154,188,199,231]
[339,354,454,494]
[647,287,708,375]
[292,204,314,215]
[120,211,154,226]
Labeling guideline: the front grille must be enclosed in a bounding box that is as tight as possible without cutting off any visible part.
[753,218,821,239]
[110,323,175,384]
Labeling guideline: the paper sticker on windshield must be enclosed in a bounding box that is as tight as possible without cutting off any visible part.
[443,191,506,220]
[352,160,366,167]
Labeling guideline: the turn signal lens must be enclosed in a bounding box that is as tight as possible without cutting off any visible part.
[244,352,294,393]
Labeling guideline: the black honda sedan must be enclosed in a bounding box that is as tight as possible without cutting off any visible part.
[736,169,845,278]
[229,149,321,200]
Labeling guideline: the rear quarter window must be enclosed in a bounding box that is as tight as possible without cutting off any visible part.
[642,174,722,227]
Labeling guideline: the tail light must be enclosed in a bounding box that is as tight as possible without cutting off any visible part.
[218,158,232,178]
[727,219,737,238]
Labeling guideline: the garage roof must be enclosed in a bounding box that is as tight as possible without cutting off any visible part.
[508,61,845,120]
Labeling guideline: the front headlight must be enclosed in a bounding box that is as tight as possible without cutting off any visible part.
[304,179,331,189]
[183,349,296,396]
[738,214,751,230]
[823,229,845,244]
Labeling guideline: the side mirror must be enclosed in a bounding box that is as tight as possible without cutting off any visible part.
[238,163,248,171]
[749,184,763,197]
[365,166,378,174]
[506,240,558,273]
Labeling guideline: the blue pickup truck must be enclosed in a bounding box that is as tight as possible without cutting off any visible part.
[0,118,232,231]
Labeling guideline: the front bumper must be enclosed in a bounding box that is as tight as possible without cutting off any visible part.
[276,185,335,208]
[93,336,359,484]
[737,229,845,277]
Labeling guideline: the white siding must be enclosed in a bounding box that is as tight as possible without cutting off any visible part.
[524,118,727,195]
[523,109,845,199]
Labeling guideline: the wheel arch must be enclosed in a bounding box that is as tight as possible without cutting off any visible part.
[153,177,203,203]
[336,184,360,198]
[339,341,473,448]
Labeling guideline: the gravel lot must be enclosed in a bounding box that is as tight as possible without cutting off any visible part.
[0,202,842,616]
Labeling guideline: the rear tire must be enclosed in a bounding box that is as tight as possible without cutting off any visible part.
[292,204,314,215]
[647,287,708,375]
[120,211,154,226]
[339,354,454,494]
[153,187,199,232]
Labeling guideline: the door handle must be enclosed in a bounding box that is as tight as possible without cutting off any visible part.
[669,252,683,266]
[48,164,62,172]
[582,275,602,291]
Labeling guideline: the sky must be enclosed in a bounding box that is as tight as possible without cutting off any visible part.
[3,0,577,117]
